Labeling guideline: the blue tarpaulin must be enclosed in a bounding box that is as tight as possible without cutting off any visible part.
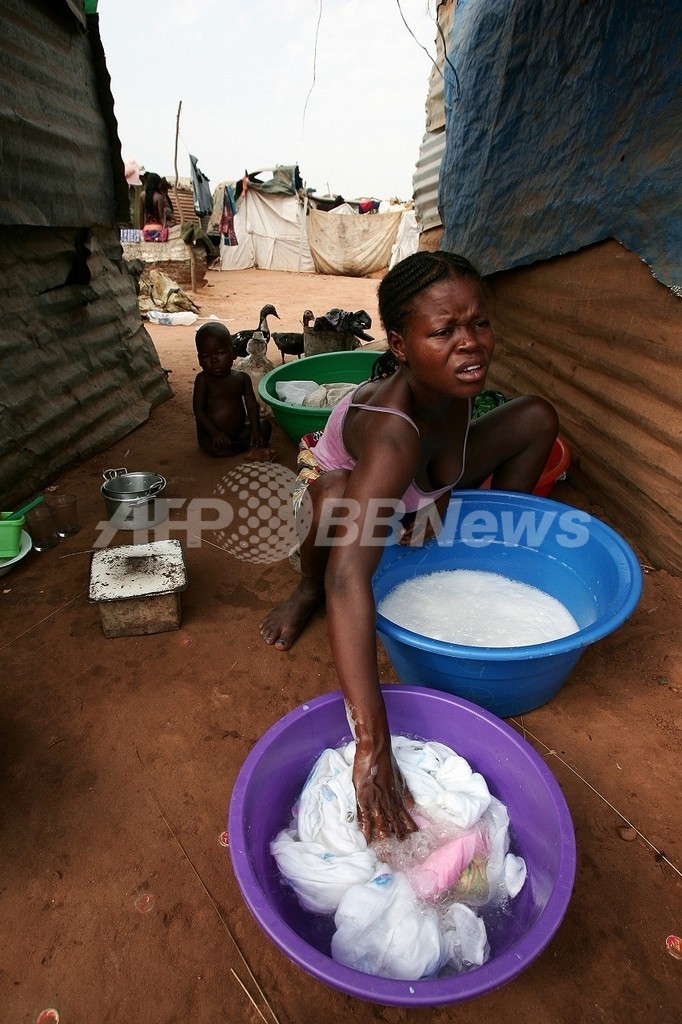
[439,0,681,289]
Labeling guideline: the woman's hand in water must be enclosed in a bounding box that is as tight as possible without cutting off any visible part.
[352,741,417,844]
[399,491,452,546]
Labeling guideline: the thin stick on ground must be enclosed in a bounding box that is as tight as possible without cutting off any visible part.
[230,969,271,1024]
[135,748,282,1024]
[512,720,682,878]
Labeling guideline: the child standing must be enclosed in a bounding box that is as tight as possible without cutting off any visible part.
[260,251,559,844]
[193,323,273,458]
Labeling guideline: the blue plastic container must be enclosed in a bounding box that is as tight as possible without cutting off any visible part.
[373,491,642,718]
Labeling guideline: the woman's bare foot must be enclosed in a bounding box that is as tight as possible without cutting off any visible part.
[260,585,322,650]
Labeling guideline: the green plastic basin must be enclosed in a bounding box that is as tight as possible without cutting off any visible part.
[258,350,378,443]
[0,512,25,559]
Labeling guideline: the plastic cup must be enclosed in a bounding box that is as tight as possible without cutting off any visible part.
[48,494,80,537]
[25,505,59,551]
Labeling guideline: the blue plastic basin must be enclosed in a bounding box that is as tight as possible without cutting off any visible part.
[373,491,642,718]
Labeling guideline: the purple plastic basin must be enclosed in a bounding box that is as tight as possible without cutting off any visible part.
[228,686,576,1007]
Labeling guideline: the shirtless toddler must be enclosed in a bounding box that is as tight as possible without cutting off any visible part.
[192,323,273,457]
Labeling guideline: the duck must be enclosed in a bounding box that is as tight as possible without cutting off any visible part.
[234,331,275,417]
[232,303,280,357]
[271,309,314,364]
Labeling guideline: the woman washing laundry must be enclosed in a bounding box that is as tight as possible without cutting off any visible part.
[260,251,559,845]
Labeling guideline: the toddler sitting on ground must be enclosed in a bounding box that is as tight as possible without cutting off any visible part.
[192,322,274,460]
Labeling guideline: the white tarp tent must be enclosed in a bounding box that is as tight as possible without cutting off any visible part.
[217,192,252,270]
[215,165,418,276]
[219,190,314,273]
[388,208,420,269]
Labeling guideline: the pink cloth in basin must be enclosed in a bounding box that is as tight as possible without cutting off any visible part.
[407,829,480,901]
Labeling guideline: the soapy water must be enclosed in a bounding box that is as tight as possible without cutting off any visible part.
[374,810,491,913]
[378,569,580,647]
[275,836,519,969]
[272,739,528,979]
[375,810,484,887]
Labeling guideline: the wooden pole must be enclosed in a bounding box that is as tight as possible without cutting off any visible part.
[173,100,196,291]
[173,100,183,223]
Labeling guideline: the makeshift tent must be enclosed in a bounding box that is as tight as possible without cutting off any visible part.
[307,208,403,276]
[430,0,682,574]
[218,189,314,273]
[214,165,417,277]
[215,166,314,273]
[439,0,680,289]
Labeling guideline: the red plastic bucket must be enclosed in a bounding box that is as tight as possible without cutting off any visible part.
[533,436,571,497]
[481,435,570,497]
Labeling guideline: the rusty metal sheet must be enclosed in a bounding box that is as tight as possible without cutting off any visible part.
[0,225,172,507]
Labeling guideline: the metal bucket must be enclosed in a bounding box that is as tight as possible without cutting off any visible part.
[101,468,168,530]
[303,328,357,357]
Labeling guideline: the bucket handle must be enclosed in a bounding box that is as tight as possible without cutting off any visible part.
[103,467,128,481]
[122,477,167,506]
[145,477,166,497]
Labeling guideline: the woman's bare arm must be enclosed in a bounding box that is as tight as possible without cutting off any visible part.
[325,418,421,843]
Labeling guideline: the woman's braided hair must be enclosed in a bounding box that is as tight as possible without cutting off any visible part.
[371,251,484,380]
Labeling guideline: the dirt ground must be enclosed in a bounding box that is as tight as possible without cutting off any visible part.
[1,268,680,1024]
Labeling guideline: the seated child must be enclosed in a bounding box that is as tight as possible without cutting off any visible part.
[192,323,273,458]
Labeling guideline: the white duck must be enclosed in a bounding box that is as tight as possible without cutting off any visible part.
[235,331,275,417]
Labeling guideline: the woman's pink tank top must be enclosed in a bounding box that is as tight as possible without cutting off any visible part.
[312,388,471,514]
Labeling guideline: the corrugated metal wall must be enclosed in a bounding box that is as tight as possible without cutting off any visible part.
[413,0,453,232]
[0,226,172,506]
[0,1,121,226]
[413,130,446,232]
[485,240,682,574]
[424,0,453,134]
[0,1,172,505]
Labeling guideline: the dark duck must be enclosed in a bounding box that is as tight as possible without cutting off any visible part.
[232,304,280,358]
[271,309,313,364]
